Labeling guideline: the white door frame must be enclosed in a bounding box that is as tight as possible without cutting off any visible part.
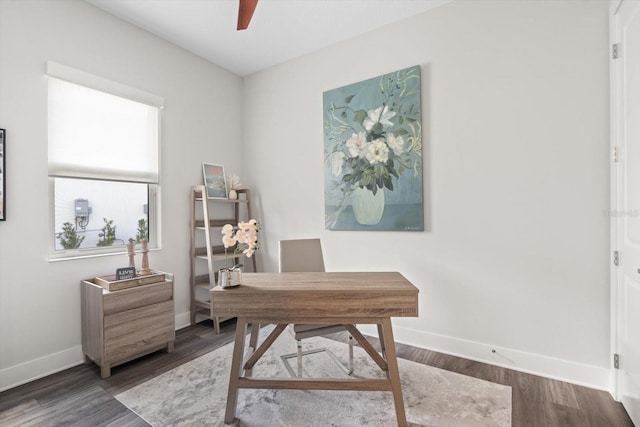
[609,4,640,416]
[609,0,623,400]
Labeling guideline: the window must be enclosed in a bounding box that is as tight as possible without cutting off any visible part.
[47,62,163,259]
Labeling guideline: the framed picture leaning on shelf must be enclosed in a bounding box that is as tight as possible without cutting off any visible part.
[0,129,5,221]
[202,162,228,199]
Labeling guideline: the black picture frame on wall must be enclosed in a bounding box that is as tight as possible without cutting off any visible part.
[0,129,5,221]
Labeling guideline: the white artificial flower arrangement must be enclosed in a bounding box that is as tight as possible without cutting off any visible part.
[220,219,260,271]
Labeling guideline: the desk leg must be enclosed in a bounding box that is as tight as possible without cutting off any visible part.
[248,322,260,351]
[245,322,260,377]
[377,324,387,367]
[224,317,248,424]
[381,318,407,427]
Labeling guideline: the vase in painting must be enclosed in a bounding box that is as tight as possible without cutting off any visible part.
[352,186,385,225]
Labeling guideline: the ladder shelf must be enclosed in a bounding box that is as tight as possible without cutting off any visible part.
[189,185,257,333]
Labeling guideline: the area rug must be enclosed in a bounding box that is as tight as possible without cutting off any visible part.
[116,328,511,426]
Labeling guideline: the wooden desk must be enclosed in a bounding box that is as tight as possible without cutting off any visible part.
[211,272,419,427]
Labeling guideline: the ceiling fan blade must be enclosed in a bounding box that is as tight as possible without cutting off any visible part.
[237,0,259,30]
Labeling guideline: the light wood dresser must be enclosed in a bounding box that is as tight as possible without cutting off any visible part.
[81,273,175,378]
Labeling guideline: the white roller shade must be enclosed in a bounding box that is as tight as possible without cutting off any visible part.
[48,77,160,183]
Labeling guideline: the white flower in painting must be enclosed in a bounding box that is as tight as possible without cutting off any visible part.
[363,106,396,132]
[386,133,405,156]
[365,139,389,164]
[329,151,346,176]
[345,132,368,158]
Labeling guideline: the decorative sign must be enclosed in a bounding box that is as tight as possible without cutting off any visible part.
[116,267,137,280]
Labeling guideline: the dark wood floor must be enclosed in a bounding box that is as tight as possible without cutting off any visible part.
[0,320,634,427]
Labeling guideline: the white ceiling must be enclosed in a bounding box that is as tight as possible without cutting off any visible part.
[85,0,449,76]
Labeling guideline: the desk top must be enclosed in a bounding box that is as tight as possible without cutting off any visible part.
[210,272,418,321]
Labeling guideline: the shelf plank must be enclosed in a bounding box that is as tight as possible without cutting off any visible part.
[194,299,210,309]
[196,254,228,262]
[194,197,249,205]
[194,219,238,228]
[194,274,211,285]
[194,246,232,257]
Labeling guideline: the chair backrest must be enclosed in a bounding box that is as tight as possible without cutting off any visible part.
[279,238,325,272]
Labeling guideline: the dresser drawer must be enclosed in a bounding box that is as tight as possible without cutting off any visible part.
[103,299,175,364]
[103,280,172,315]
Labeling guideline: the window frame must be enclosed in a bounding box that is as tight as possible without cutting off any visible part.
[46,62,163,261]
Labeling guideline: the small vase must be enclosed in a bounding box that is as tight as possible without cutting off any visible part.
[352,186,385,225]
[228,189,238,200]
[218,268,242,288]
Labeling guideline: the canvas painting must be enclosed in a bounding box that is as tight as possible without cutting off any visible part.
[202,163,228,199]
[323,66,423,231]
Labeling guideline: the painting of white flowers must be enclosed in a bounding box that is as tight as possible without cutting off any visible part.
[324,66,423,231]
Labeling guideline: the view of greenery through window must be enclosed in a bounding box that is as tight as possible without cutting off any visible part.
[53,178,150,251]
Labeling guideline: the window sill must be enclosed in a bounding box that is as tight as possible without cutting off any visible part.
[48,246,160,262]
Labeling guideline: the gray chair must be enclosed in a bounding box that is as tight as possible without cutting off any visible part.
[279,238,354,377]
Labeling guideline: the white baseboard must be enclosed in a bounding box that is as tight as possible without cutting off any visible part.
[175,311,192,330]
[0,346,84,393]
[1,320,611,394]
[1,313,192,393]
[358,324,611,392]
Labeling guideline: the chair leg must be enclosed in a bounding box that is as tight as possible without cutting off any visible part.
[297,339,303,377]
[348,335,354,374]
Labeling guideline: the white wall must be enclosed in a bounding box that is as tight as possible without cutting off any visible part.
[0,0,243,391]
[0,0,613,393]
[243,0,611,388]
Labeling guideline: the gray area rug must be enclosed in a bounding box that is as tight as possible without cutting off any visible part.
[116,327,511,426]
